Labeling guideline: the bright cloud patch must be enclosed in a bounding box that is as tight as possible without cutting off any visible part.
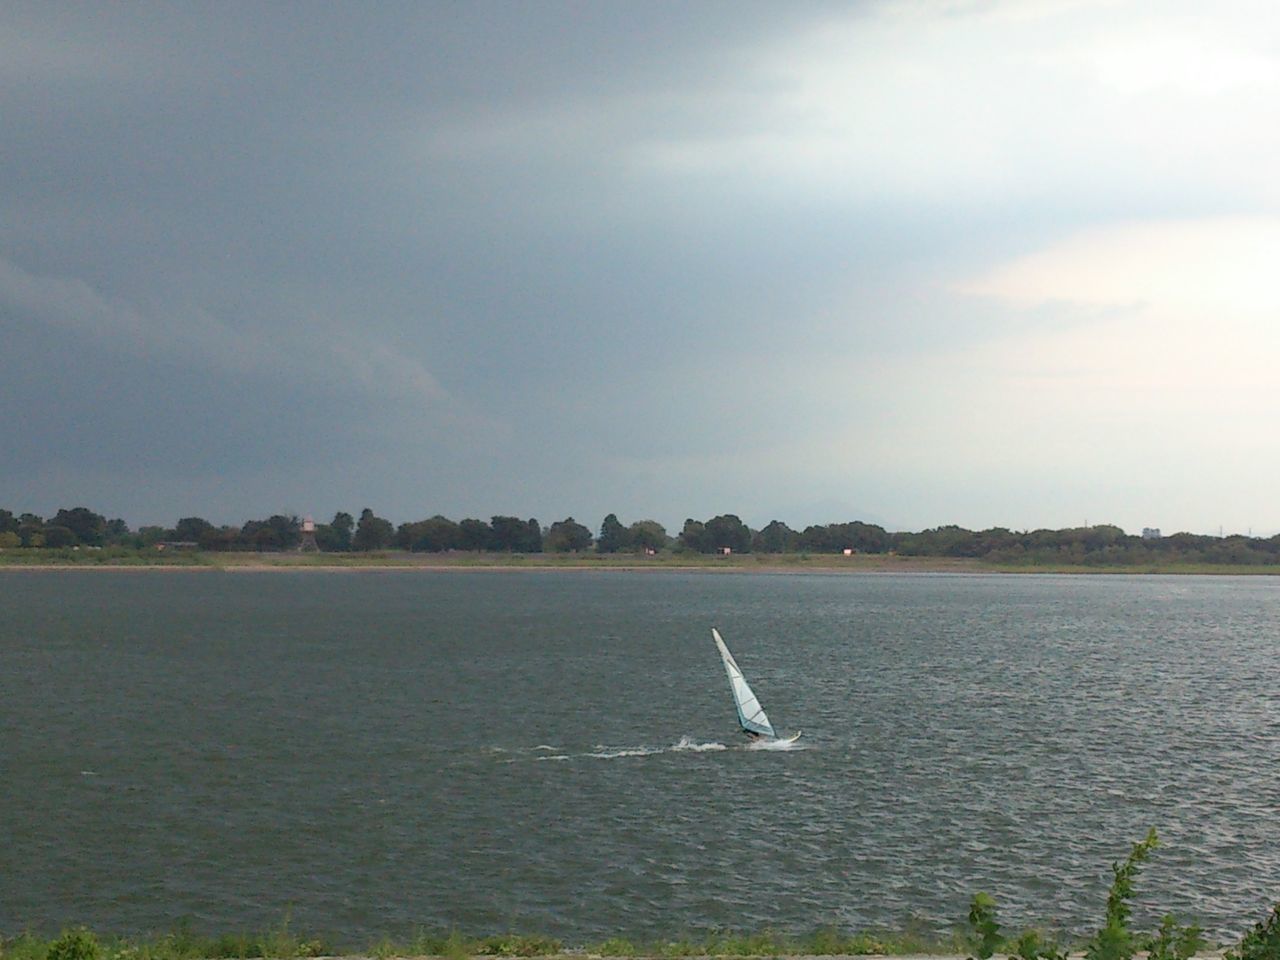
[963,216,1280,316]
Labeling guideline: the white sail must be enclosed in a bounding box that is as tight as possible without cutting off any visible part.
[711,628,776,739]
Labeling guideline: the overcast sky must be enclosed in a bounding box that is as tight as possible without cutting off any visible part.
[4,0,1278,535]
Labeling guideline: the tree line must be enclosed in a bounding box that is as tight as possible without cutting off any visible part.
[3,506,1279,566]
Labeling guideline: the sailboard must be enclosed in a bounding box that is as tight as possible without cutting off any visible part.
[711,628,800,743]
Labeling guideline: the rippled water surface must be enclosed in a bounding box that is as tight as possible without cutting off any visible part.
[3,570,1279,943]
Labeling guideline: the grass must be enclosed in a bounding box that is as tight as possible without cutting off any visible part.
[0,927,977,960]
[0,547,966,571]
[4,546,1278,575]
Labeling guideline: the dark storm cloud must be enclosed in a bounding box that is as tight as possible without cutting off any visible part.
[1,0,875,526]
[4,1,1278,533]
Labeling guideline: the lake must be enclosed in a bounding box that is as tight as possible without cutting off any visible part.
[2,570,1278,944]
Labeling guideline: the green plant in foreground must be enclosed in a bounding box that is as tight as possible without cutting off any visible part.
[1083,828,1201,960]
[967,829,1202,960]
[1084,828,1160,960]
[1,933,51,960]
[1010,929,1069,960]
[46,930,101,960]
[1146,914,1206,960]
[594,938,638,956]
[15,832,1280,960]
[474,934,562,957]
[1227,902,1280,960]
[967,892,1003,960]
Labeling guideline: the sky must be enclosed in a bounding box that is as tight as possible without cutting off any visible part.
[3,0,1278,536]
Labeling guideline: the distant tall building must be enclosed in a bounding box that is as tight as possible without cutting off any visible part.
[1141,527,1161,540]
[299,515,319,551]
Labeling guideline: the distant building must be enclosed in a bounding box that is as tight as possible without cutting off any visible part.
[1141,528,1161,540]
[299,515,319,552]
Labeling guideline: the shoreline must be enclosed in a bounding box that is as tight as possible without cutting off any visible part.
[1,554,1277,575]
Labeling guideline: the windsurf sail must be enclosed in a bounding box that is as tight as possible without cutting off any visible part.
[711,628,777,739]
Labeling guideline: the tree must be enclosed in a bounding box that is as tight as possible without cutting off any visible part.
[353,508,394,551]
[173,517,214,543]
[457,518,492,551]
[136,526,166,547]
[490,515,523,551]
[628,519,668,552]
[677,518,709,553]
[798,521,890,554]
[0,510,18,535]
[240,515,301,551]
[704,514,752,553]
[489,515,541,552]
[199,526,240,551]
[103,518,130,543]
[51,507,106,546]
[754,520,799,553]
[18,514,45,548]
[398,515,460,552]
[326,511,354,551]
[524,518,543,553]
[596,513,628,553]
[314,523,345,552]
[43,525,77,548]
[545,517,593,552]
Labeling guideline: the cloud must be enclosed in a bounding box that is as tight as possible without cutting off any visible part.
[627,0,1280,210]
[948,216,1280,455]
[3,2,1278,535]
[0,255,474,419]
[961,215,1280,322]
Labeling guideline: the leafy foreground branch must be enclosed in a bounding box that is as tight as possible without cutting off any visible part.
[6,831,1280,960]
[966,829,1206,960]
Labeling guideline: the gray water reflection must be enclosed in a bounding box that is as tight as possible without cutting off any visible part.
[2,571,1277,943]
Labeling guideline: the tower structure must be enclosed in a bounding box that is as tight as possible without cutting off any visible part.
[299,515,319,552]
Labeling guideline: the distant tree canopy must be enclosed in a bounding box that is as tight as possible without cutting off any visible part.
[173,517,215,543]
[3,503,1279,567]
[545,517,593,553]
[628,519,668,552]
[490,515,542,553]
[597,513,628,554]
[317,512,354,552]
[753,520,800,554]
[396,515,460,553]
[242,515,302,551]
[51,507,106,546]
[680,514,751,553]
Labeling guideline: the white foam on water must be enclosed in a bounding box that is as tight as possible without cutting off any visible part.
[585,745,664,759]
[505,738,729,760]
[670,735,728,752]
[747,735,805,751]
[506,734,803,761]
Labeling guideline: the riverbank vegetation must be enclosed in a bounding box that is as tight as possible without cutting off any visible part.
[2,506,1278,570]
[5,833,1279,960]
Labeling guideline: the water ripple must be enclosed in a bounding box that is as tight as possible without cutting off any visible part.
[3,571,1279,943]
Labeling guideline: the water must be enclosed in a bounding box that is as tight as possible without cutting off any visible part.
[2,570,1278,944]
